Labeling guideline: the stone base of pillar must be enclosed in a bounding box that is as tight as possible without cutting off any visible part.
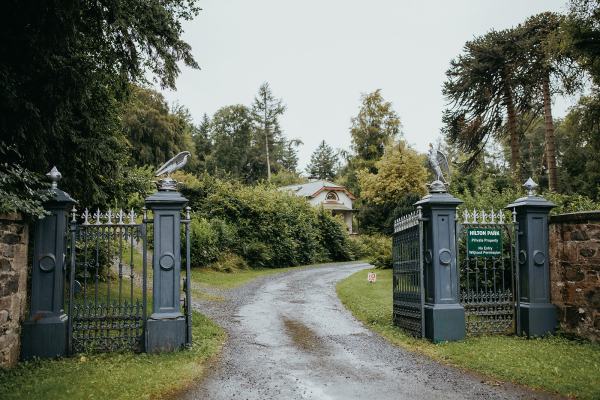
[519,303,557,337]
[20,314,67,360]
[424,303,465,343]
[146,318,186,353]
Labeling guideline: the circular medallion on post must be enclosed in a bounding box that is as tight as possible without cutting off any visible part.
[533,250,546,266]
[424,249,432,264]
[519,250,527,265]
[439,248,452,266]
[159,252,175,271]
[38,254,56,272]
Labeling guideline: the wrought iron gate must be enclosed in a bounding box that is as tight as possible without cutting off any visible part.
[392,207,425,337]
[457,209,520,336]
[67,208,148,353]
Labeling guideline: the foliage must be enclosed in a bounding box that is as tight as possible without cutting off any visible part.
[316,208,352,261]
[349,234,392,268]
[450,164,600,215]
[181,175,352,269]
[0,147,51,217]
[1,0,200,207]
[558,92,600,201]
[357,141,427,206]
[122,85,196,168]
[566,0,600,85]
[269,170,308,187]
[350,89,401,169]
[337,270,600,400]
[442,28,526,175]
[206,105,254,181]
[306,140,339,180]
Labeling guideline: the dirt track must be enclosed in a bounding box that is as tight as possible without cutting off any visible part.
[183,263,559,400]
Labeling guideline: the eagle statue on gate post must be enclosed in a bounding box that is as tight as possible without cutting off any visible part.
[154,151,191,191]
[427,143,451,192]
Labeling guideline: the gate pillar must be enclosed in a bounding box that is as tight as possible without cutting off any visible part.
[415,181,465,342]
[506,178,556,337]
[145,180,187,352]
[21,167,75,360]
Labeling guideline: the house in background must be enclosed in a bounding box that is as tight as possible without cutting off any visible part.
[278,180,356,234]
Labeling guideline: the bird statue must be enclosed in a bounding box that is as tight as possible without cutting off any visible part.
[154,151,191,191]
[155,151,191,177]
[427,143,451,192]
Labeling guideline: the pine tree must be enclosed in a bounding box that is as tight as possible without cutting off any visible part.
[306,140,339,181]
[250,82,286,181]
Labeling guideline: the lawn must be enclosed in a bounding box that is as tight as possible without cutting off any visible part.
[0,311,225,400]
[0,245,226,400]
[337,269,600,400]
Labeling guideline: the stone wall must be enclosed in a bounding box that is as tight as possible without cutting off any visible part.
[549,211,600,342]
[0,213,29,367]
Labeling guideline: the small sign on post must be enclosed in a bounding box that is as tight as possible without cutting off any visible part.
[466,228,502,258]
[367,272,377,283]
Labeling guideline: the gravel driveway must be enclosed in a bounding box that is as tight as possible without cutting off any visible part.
[183,262,560,400]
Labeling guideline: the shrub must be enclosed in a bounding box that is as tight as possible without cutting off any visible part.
[208,252,248,272]
[349,234,392,268]
[180,175,351,268]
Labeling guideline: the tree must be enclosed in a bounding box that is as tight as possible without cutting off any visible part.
[306,140,339,180]
[566,0,600,85]
[122,85,195,168]
[518,12,583,191]
[356,141,427,206]
[208,105,253,181]
[559,92,600,200]
[193,113,213,173]
[0,0,199,207]
[443,29,526,179]
[250,83,286,181]
[350,89,401,172]
[278,138,303,173]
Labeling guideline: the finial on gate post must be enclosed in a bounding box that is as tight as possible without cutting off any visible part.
[46,166,62,190]
[523,177,539,197]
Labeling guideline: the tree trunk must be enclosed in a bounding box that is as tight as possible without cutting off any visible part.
[502,80,520,182]
[264,93,271,181]
[542,74,558,192]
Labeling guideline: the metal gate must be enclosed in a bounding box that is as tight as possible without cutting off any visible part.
[457,209,520,336]
[67,208,148,353]
[392,207,425,337]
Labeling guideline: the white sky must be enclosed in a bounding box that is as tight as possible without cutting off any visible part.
[161,0,575,170]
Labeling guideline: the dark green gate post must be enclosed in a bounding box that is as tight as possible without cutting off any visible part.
[415,180,465,342]
[145,178,187,352]
[506,178,556,337]
[21,167,75,360]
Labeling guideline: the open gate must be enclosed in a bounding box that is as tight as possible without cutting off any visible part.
[67,208,148,353]
[457,208,520,336]
[392,207,425,337]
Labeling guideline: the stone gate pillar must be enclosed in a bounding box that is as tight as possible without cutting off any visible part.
[145,177,187,352]
[21,167,75,360]
[507,178,556,337]
[415,180,465,342]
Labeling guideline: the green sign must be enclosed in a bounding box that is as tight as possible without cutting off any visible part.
[466,228,502,257]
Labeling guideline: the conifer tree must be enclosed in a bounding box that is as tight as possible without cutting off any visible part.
[306,140,339,181]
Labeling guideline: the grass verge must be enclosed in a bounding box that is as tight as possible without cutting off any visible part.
[337,269,600,400]
[0,311,225,400]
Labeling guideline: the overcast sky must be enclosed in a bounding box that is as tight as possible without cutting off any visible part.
[161,0,575,170]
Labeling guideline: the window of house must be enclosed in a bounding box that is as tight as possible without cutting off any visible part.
[326,191,339,201]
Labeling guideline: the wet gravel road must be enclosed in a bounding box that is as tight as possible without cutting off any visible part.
[184,262,559,400]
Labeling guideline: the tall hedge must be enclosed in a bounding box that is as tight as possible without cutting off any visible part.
[180,174,352,268]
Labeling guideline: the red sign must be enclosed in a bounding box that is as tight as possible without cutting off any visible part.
[367,272,377,283]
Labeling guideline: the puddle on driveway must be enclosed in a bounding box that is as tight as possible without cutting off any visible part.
[282,317,326,354]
